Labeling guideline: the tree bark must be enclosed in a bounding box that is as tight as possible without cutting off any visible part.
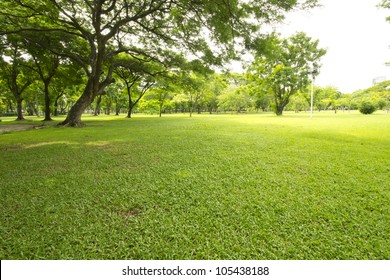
[275,107,283,115]
[94,95,102,116]
[43,82,53,121]
[15,97,25,121]
[59,80,94,127]
[54,93,64,116]
[274,101,284,116]
[126,89,133,118]
[159,103,163,117]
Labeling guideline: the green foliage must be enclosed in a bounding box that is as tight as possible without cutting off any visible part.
[247,32,326,115]
[0,0,321,125]
[300,85,341,111]
[349,80,390,112]
[217,85,253,112]
[359,100,377,114]
[0,112,389,259]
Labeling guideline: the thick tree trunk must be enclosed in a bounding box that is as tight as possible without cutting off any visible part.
[60,96,92,126]
[43,83,53,121]
[59,81,94,127]
[15,98,25,121]
[275,105,284,116]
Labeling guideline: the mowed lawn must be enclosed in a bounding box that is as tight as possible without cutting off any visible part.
[0,111,389,259]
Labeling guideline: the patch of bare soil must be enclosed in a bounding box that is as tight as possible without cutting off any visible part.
[0,125,34,133]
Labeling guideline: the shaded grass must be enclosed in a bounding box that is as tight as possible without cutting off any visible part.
[0,111,389,259]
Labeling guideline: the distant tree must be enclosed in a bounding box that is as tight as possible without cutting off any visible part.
[349,80,390,112]
[0,36,35,120]
[288,94,308,112]
[24,38,60,121]
[247,32,326,115]
[179,73,204,117]
[176,62,214,117]
[217,85,253,113]
[151,74,178,117]
[111,81,127,115]
[172,93,189,113]
[114,58,161,118]
[318,86,341,112]
[254,95,272,112]
[203,74,227,114]
[24,81,43,117]
[335,95,353,112]
[101,83,120,115]
[359,100,377,114]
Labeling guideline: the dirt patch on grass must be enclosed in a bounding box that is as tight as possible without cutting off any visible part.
[119,208,142,218]
[0,125,34,133]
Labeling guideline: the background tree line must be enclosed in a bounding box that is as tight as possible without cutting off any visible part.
[2,60,389,119]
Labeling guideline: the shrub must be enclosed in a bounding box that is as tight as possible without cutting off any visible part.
[359,100,377,114]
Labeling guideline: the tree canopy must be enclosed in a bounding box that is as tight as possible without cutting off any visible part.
[0,0,320,126]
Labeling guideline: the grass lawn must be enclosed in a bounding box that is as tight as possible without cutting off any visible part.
[0,111,389,259]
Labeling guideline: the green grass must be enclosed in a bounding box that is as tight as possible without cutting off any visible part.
[0,111,389,259]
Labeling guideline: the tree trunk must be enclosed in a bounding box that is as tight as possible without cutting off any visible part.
[54,100,59,116]
[115,104,121,116]
[54,93,64,116]
[126,87,133,118]
[59,81,94,127]
[189,96,193,117]
[43,83,53,121]
[15,97,25,121]
[94,95,102,116]
[127,94,133,118]
[127,104,133,118]
[26,102,34,116]
[275,105,284,116]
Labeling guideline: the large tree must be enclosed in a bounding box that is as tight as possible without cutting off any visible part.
[1,0,320,126]
[247,32,326,115]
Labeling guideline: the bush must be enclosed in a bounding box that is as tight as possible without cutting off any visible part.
[359,100,377,114]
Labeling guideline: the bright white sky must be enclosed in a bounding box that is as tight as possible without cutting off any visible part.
[275,0,390,93]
